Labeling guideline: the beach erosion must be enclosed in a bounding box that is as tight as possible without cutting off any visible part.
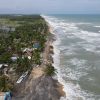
[42,15,67,100]
[12,16,66,100]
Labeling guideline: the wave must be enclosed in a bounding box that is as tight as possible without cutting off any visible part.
[94,26,100,28]
[42,15,100,100]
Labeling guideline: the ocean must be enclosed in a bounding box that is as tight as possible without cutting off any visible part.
[43,14,100,100]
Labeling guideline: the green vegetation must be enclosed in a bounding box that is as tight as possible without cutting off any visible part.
[0,75,13,92]
[0,15,49,92]
[44,64,56,76]
[32,50,41,65]
[0,52,12,63]
[16,57,31,75]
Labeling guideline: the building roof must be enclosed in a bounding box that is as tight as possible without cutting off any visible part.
[0,92,11,100]
[0,64,8,69]
[23,48,33,52]
[11,57,18,61]
[0,64,3,68]
[28,56,31,60]
[33,43,40,49]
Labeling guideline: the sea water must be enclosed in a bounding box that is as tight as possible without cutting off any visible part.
[42,14,100,100]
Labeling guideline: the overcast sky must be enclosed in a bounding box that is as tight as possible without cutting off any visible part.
[0,0,100,14]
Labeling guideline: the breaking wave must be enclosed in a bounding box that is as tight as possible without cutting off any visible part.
[42,15,100,100]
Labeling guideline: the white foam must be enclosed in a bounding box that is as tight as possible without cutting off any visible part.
[44,15,70,99]
[80,30,99,37]
[44,15,83,100]
[43,15,98,100]
[67,58,91,79]
[94,26,100,28]
[76,22,92,25]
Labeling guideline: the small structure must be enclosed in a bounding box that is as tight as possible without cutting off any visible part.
[0,64,9,76]
[11,54,19,61]
[0,92,5,100]
[3,64,8,67]
[0,64,3,69]
[0,92,12,100]
[0,64,8,69]
[28,56,31,60]
[11,56,18,61]
[33,42,40,49]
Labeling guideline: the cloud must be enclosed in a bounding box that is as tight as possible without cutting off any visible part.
[0,0,100,14]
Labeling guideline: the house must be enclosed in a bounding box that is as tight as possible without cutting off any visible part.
[11,56,18,61]
[23,48,33,53]
[11,54,19,61]
[0,64,9,76]
[0,64,8,69]
[0,64,3,69]
[33,42,40,49]
[0,92,12,100]
[22,48,32,60]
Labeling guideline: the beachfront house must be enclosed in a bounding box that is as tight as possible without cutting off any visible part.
[0,92,12,100]
[0,64,8,69]
[22,48,32,60]
[11,56,18,62]
[28,56,31,60]
[33,42,40,49]
[11,54,19,62]
[0,64,9,75]
[0,64,3,69]
[23,48,33,53]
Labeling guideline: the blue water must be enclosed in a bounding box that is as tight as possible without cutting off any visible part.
[43,15,100,100]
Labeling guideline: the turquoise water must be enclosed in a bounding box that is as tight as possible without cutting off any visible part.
[43,15,100,100]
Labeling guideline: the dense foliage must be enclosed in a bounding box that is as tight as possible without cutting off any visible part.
[0,15,48,92]
[0,75,13,92]
[44,64,56,76]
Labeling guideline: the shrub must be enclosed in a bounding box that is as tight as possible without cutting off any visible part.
[0,75,13,92]
[44,64,56,76]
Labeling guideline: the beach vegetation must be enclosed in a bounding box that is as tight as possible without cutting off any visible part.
[0,75,13,92]
[44,64,56,76]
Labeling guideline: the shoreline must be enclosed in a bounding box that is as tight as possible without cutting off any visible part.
[49,30,67,100]
[48,32,66,98]
[44,16,66,99]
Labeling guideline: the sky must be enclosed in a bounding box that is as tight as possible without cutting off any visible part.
[0,0,100,14]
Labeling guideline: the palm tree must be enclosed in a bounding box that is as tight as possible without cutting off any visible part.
[16,57,31,75]
[32,50,41,65]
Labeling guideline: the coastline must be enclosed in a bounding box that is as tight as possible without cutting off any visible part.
[12,15,66,100]
[48,29,66,98]
[44,16,66,99]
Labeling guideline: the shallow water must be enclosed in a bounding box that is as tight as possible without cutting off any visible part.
[43,14,100,100]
